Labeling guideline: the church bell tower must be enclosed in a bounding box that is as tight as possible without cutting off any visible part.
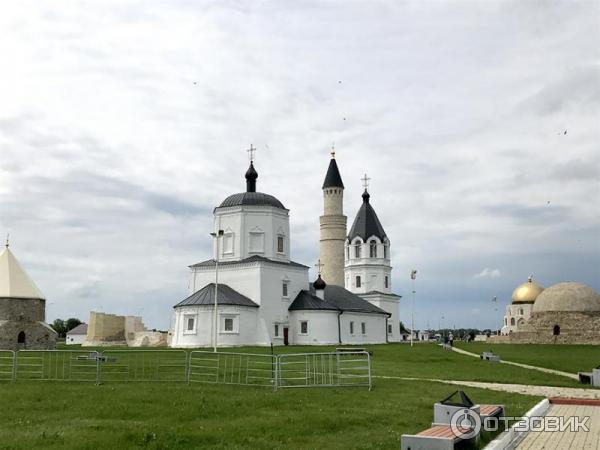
[319,151,347,286]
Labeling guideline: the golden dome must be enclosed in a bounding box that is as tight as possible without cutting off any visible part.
[512,276,544,304]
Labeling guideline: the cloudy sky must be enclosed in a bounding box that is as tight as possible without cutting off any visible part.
[1,1,598,331]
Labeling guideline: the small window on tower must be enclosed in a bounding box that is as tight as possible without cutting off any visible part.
[385,276,389,288]
[277,236,284,253]
[361,322,366,335]
[356,276,361,288]
[384,244,388,259]
[355,243,362,258]
[282,282,289,298]
[369,240,377,258]
[347,246,350,259]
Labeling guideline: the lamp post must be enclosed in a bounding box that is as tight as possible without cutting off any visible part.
[210,229,224,353]
[410,270,417,347]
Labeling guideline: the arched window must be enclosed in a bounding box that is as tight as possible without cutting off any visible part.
[519,308,523,315]
[510,318,515,326]
[17,331,25,344]
[553,325,560,336]
[383,244,388,259]
[369,240,377,258]
[354,242,362,258]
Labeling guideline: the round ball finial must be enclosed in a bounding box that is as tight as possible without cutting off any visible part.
[362,189,370,203]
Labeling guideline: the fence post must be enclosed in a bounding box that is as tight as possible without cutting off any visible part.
[95,352,101,386]
[366,351,372,391]
[273,355,278,391]
[12,350,17,382]
[186,351,191,385]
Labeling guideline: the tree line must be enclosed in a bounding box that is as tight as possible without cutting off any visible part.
[51,318,83,338]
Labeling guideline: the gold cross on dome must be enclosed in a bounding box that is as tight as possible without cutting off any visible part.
[361,173,371,191]
[315,259,325,275]
[247,144,256,162]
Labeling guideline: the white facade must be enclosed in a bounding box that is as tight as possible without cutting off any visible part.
[66,333,86,345]
[500,303,533,335]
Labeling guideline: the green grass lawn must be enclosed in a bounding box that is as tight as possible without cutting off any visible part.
[454,342,600,374]
[0,378,539,449]
[0,343,587,449]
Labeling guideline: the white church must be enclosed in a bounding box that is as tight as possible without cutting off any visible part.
[169,150,402,347]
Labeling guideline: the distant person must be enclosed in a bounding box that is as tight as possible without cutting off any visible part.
[443,335,449,345]
[448,333,454,347]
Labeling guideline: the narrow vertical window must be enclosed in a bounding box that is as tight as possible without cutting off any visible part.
[274,324,279,337]
[350,321,354,334]
[385,276,389,288]
[369,240,377,258]
[300,321,308,334]
[361,322,366,335]
[187,318,194,331]
[356,276,361,288]
[384,244,388,259]
[277,236,284,253]
[355,243,361,258]
[282,282,289,297]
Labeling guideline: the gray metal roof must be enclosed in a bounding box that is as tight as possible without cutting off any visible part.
[174,283,259,308]
[322,158,344,189]
[288,290,339,311]
[217,192,286,209]
[67,323,88,335]
[289,284,390,315]
[363,290,402,298]
[190,255,309,269]
[348,190,387,242]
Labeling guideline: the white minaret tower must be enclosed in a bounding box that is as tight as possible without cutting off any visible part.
[319,150,347,286]
[345,175,402,341]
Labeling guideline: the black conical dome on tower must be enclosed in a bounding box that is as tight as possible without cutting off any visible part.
[348,189,387,241]
[322,156,344,189]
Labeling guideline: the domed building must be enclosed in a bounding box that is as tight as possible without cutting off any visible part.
[0,242,57,350]
[501,280,600,344]
[500,276,544,335]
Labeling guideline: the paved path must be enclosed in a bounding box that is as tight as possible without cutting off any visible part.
[450,346,580,380]
[517,403,600,449]
[376,376,600,399]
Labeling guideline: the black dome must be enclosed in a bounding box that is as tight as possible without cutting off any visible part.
[218,192,286,209]
[313,275,327,290]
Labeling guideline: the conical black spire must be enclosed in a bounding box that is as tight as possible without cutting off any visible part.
[348,190,387,241]
[322,156,344,189]
[245,162,258,192]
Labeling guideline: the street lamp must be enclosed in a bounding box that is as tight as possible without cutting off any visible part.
[410,270,417,347]
[210,229,224,353]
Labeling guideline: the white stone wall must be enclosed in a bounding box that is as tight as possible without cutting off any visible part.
[170,305,259,348]
[66,333,86,345]
[213,205,290,263]
[179,259,310,347]
[362,294,401,342]
[289,310,340,345]
[339,312,387,344]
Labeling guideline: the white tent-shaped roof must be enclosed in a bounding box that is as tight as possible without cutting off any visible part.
[0,245,45,300]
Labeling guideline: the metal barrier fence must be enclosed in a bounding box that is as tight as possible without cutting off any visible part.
[0,349,371,389]
[101,350,188,383]
[188,351,275,387]
[0,350,15,381]
[16,350,99,382]
[276,351,371,389]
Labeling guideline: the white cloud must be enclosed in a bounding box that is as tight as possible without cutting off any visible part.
[474,268,502,279]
